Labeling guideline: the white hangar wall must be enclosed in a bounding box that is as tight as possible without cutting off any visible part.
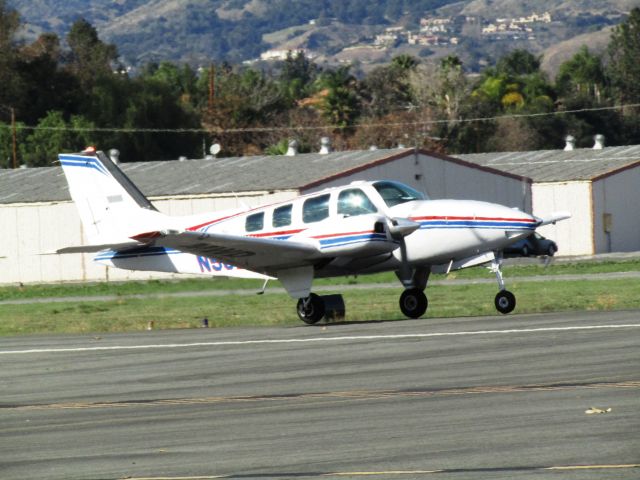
[304,152,532,212]
[532,182,593,256]
[0,191,297,285]
[592,168,640,253]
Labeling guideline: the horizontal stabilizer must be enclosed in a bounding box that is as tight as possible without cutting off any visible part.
[55,241,144,254]
[536,211,571,227]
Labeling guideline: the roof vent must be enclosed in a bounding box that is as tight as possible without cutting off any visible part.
[564,135,575,151]
[210,143,221,157]
[593,134,605,150]
[319,136,331,154]
[286,139,298,156]
[109,149,120,165]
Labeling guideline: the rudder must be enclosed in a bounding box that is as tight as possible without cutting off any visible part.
[59,148,163,244]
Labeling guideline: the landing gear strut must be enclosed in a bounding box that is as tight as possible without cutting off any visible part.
[490,256,516,314]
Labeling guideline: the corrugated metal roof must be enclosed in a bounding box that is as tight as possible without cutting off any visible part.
[0,148,417,204]
[456,145,640,182]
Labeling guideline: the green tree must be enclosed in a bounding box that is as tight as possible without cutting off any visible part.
[556,46,606,100]
[66,18,118,89]
[316,66,361,127]
[279,51,318,102]
[21,111,95,167]
[0,1,21,113]
[607,8,640,104]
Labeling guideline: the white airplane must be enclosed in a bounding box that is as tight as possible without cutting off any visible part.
[57,148,570,324]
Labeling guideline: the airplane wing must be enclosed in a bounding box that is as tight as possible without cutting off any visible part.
[535,211,571,227]
[131,230,321,274]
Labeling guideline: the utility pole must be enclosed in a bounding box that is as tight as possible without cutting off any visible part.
[11,107,17,169]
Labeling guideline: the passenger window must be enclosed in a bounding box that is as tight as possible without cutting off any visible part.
[273,204,292,228]
[338,188,377,217]
[245,212,264,232]
[303,194,330,223]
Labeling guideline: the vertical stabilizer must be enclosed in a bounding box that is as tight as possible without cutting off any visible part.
[59,149,163,244]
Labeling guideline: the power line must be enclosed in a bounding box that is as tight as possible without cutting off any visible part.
[5,103,640,135]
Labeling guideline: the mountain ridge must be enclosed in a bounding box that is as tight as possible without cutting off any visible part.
[8,0,633,72]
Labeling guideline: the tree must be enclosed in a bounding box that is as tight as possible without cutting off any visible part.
[0,0,21,113]
[556,46,605,101]
[279,51,318,102]
[316,66,361,127]
[21,111,96,167]
[65,18,118,89]
[607,8,640,104]
[495,49,541,77]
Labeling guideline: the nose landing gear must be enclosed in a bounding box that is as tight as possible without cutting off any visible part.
[490,256,516,314]
[399,288,428,318]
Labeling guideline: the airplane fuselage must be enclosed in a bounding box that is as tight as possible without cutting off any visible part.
[166,181,537,278]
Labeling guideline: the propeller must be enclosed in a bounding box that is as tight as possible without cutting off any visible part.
[386,217,421,240]
[384,217,421,287]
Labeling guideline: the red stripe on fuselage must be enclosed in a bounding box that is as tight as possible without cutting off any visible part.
[411,215,535,223]
[312,229,376,240]
[249,229,305,238]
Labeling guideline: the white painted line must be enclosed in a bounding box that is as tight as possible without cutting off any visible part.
[1,324,639,356]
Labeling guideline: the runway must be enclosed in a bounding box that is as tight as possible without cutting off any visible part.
[1,311,639,479]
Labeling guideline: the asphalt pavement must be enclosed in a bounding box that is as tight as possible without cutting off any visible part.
[1,310,639,479]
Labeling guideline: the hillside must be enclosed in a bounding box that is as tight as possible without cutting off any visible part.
[7,0,634,71]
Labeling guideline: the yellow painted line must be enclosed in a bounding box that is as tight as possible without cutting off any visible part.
[326,470,443,476]
[122,476,228,480]
[546,464,640,470]
[122,465,640,480]
[8,379,640,412]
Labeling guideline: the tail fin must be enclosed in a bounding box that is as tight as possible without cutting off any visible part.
[59,148,164,244]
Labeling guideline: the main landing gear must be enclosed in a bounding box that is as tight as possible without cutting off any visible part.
[296,293,325,325]
[490,256,516,314]
[296,293,346,325]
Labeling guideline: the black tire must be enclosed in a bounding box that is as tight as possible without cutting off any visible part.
[547,244,557,256]
[296,293,325,324]
[399,288,428,319]
[521,245,529,257]
[495,290,516,314]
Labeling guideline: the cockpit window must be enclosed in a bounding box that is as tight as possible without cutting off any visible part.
[338,188,377,217]
[373,181,425,207]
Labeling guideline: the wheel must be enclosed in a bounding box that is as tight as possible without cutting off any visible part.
[495,290,516,314]
[521,245,529,257]
[399,288,428,319]
[296,293,325,324]
[547,244,557,256]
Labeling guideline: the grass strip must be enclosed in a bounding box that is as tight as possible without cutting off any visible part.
[1,259,639,301]
[1,278,639,336]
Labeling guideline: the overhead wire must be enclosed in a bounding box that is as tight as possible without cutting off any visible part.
[4,103,640,135]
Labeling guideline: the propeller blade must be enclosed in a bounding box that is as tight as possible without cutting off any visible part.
[387,217,421,239]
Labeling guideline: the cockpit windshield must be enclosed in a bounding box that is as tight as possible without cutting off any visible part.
[373,181,426,207]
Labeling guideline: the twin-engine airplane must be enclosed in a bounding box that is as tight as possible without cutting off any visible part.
[57,148,570,324]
